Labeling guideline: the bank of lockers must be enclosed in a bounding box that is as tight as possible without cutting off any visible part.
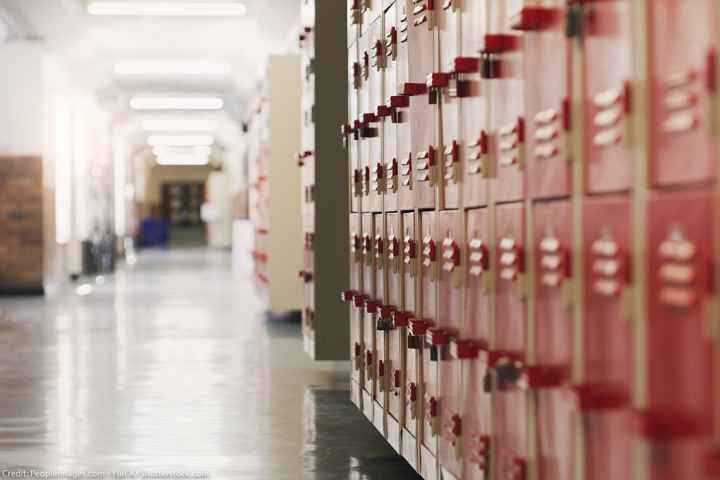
[340,1,720,479]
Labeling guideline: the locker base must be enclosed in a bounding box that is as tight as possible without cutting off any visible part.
[373,401,386,437]
[350,381,362,411]
[401,429,419,471]
[362,390,374,422]
[387,413,401,453]
[420,445,439,480]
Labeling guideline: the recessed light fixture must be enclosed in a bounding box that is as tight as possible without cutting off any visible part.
[115,60,232,77]
[156,154,210,166]
[88,2,247,17]
[152,145,213,156]
[147,135,215,147]
[142,118,218,132]
[130,96,224,111]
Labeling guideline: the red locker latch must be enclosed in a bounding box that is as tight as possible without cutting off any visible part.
[511,6,560,32]
[469,435,491,472]
[340,290,356,303]
[427,396,440,437]
[392,310,412,328]
[408,382,419,419]
[353,342,363,371]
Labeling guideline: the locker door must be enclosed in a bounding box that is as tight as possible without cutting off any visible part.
[581,196,633,480]
[348,0,360,43]
[395,2,414,211]
[361,0,383,36]
[418,210,439,478]
[516,3,570,199]
[373,212,388,433]
[462,208,492,480]
[437,211,463,478]
[493,201,528,480]
[436,0,461,209]
[347,41,363,213]
[582,0,633,194]
[644,191,715,479]
[401,211,419,468]
[361,213,376,420]
[346,214,365,390]
[366,20,385,213]
[382,3,400,212]
[386,212,404,430]
[486,1,525,203]
[532,200,574,480]
[462,0,490,209]
[406,0,437,210]
[648,0,717,187]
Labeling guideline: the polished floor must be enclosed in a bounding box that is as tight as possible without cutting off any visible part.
[0,248,420,479]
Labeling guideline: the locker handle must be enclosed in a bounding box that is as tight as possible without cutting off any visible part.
[390,95,410,108]
[402,82,428,97]
[340,290,357,303]
[573,383,630,411]
[480,33,521,54]
[376,104,393,118]
[365,300,380,314]
[426,327,450,346]
[393,369,402,389]
[450,339,487,360]
[426,72,452,89]
[454,56,480,74]
[409,318,433,336]
[525,365,569,389]
[392,310,412,327]
[353,294,368,308]
[380,305,395,320]
[510,6,560,32]
[363,112,379,124]
[503,458,527,480]
[354,342,362,358]
[634,409,711,439]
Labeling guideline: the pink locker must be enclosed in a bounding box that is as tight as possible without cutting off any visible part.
[461,208,492,480]
[581,0,634,194]
[361,213,376,420]
[381,3,399,212]
[362,20,384,213]
[461,1,490,208]
[406,0,437,210]
[485,2,525,203]
[532,200,574,480]
[493,201,528,480]
[647,0,717,187]
[435,0,460,209]
[346,41,363,213]
[385,212,404,447]
[515,3,571,199]
[400,211,420,468]
[344,214,366,406]
[643,191,715,479]
[580,196,633,480]
[394,2,414,211]
[372,212,387,433]
[436,210,464,478]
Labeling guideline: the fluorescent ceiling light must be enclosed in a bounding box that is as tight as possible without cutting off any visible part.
[142,118,218,132]
[147,135,214,147]
[130,96,224,111]
[115,60,232,76]
[88,2,247,16]
[152,145,213,156]
[156,155,210,166]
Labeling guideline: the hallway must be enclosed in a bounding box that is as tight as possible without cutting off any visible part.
[0,249,419,479]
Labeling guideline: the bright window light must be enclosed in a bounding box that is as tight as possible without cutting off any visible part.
[115,60,232,76]
[88,2,247,16]
[156,155,210,166]
[147,135,214,147]
[130,96,224,111]
[142,117,218,132]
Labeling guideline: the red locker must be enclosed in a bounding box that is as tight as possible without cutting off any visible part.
[461,1,490,209]
[385,213,404,431]
[493,201,528,480]
[395,2,414,211]
[417,210,439,478]
[647,0,717,187]
[382,2,399,212]
[532,200,574,480]
[486,2,525,203]
[643,191,715,479]
[361,213,376,420]
[581,0,634,194]
[363,19,384,213]
[516,3,571,199]
[406,0,437,210]
[581,196,634,480]
[436,210,464,478]
[462,208,492,480]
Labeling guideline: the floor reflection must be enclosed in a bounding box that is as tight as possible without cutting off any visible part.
[0,248,417,479]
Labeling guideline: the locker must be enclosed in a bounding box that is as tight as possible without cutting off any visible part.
[643,192,715,446]
[647,0,717,187]
[357,0,382,36]
[401,211,419,435]
[493,201,528,480]
[461,0,490,209]
[361,212,376,420]
[462,208,492,480]
[372,212,388,419]
[436,0,461,209]
[532,200,574,480]
[581,0,634,194]
[382,2,399,212]
[406,0,437,210]
[347,41,363,213]
[516,3,571,199]
[386,212,404,426]
[436,210,464,478]
[363,19,385,213]
[581,196,634,480]
[395,1,414,211]
[486,2,525,203]
[346,214,365,388]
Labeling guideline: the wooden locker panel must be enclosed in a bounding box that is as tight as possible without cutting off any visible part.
[487,1,525,204]
[437,210,463,478]
[361,213,377,412]
[360,0,383,36]
[386,212,405,424]
[644,191,715,439]
[647,0,717,187]
[402,211,420,440]
[348,41,363,213]
[383,2,400,212]
[396,2,414,211]
[518,2,571,200]
[461,0,490,209]
[581,196,634,480]
[372,212,388,410]
[582,0,634,194]
[366,19,385,213]
[350,214,365,386]
[407,0,438,210]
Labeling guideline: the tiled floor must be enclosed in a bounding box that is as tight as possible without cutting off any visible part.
[0,248,420,479]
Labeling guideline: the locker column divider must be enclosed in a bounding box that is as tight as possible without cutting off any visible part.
[630,0,650,479]
[380,2,390,443]
[715,1,720,443]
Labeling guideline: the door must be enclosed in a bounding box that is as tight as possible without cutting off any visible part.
[349,214,365,389]
[396,1,414,211]
[382,2,399,212]
[386,212,404,426]
[361,213,376,419]
[364,19,385,213]
[348,40,364,213]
